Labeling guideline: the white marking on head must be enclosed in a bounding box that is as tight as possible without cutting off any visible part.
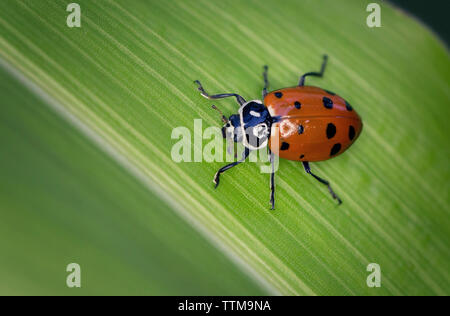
[250,110,261,117]
[253,123,269,138]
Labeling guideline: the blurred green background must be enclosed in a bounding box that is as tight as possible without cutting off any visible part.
[0,0,448,296]
[390,0,449,45]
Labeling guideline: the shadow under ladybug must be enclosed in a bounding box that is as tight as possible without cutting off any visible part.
[194,55,363,210]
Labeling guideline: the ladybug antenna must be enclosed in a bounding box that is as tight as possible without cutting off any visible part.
[212,105,228,124]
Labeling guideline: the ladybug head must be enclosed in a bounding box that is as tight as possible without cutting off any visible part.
[215,101,272,151]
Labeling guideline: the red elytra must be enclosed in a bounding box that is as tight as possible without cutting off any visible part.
[265,86,362,162]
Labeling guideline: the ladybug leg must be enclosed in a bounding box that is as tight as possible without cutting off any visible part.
[194,80,246,106]
[302,162,342,204]
[269,149,276,210]
[213,148,250,188]
[262,65,269,99]
[298,55,328,86]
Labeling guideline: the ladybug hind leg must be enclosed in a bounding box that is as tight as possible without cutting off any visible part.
[298,55,328,86]
[302,162,342,205]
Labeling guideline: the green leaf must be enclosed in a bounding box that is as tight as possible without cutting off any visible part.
[0,0,448,295]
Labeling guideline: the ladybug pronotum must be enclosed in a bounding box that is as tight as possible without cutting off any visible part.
[195,55,363,209]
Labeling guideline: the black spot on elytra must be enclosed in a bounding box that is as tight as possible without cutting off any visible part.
[324,89,335,95]
[330,143,341,156]
[323,97,333,109]
[326,123,336,139]
[275,92,283,98]
[294,101,301,109]
[280,142,290,150]
[300,154,305,159]
[298,125,304,134]
[345,101,353,111]
[349,125,356,141]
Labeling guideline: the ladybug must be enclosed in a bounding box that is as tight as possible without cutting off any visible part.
[194,55,362,209]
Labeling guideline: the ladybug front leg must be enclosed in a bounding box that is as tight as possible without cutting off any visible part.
[213,148,250,188]
[302,162,342,205]
[194,80,246,106]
